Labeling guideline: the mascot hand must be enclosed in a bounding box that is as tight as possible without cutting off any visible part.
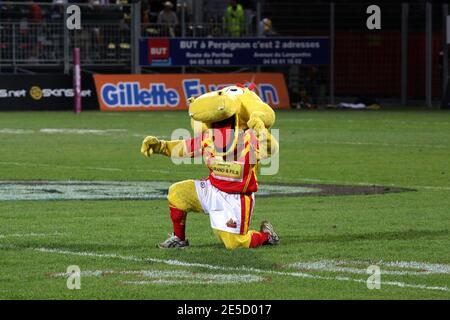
[247,112,266,134]
[202,136,216,165]
[141,136,162,157]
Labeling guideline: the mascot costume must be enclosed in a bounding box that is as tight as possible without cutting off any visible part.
[141,84,280,249]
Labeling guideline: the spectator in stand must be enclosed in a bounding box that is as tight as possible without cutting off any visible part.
[157,1,178,37]
[258,17,277,37]
[142,1,159,36]
[224,0,244,37]
[142,2,151,24]
[117,0,130,23]
[204,0,228,23]
[28,1,44,62]
[240,0,255,35]
[149,0,163,23]
[48,0,66,21]
[88,0,104,58]
[28,1,43,23]
[206,16,221,37]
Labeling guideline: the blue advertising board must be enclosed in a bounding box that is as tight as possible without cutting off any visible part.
[139,37,329,67]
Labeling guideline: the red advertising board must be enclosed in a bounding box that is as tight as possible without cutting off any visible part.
[93,73,290,111]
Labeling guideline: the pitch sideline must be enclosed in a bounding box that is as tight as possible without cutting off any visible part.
[272,176,450,192]
[0,232,64,239]
[51,269,265,285]
[0,243,448,292]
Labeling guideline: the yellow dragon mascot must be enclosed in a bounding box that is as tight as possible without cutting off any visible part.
[141,84,279,249]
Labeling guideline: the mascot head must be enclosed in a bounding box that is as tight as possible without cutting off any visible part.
[187,84,275,156]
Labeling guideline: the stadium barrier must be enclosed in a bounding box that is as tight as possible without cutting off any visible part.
[0,74,97,110]
[0,21,131,67]
[1,1,449,106]
[139,37,329,67]
[93,73,290,111]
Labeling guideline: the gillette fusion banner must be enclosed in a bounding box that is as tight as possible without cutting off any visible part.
[93,73,290,111]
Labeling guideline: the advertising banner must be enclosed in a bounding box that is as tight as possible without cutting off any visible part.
[0,74,97,110]
[93,73,290,112]
[139,37,329,67]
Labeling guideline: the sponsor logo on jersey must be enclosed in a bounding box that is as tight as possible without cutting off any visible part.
[226,219,237,228]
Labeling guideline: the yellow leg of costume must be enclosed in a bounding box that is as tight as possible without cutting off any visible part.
[167,180,262,249]
[213,229,260,249]
[167,179,203,213]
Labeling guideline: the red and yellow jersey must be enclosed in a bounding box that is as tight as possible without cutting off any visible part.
[185,130,259,194]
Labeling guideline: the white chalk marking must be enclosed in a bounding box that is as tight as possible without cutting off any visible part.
[0,232,64,239]
[0,180,319,201]
[280,118,450,127]
[318,141,448,150]
[281,136,448,150]
[122,280,246,285]
[0,128,128,136]
[271,175,450,192]
[383,261,450,273]
[0,244,448,292]
[52,269,264,285]
[0,161,170,174]
[0,129,34,134]
[287,260,450,276]
[39,128,127,135]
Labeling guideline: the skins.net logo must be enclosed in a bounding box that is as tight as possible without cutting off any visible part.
[29,86,91,100]
[101,82,180,108]
[29,86,43,100]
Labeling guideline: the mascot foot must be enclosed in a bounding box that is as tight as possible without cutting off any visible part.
[260,221,280,245]
[157,233,189,249]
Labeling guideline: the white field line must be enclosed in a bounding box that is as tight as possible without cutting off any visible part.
[280,118,450,127]
[0,244,448,292]
[1,161,448,192]
[301,140,449,150]
[0,161,170,174]
[0,232,64,239]
[52,269,264,285]
[271,176,450,192]
[122,280,246,285]
[0,128,128,136]
[0,129,34,134]
[281,139,449,150]
[0,127,169,140]
[39,128,127,135]
[383,261,450,273]
[287,260,450,276]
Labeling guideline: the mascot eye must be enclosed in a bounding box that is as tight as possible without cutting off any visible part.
[224,87,244,96]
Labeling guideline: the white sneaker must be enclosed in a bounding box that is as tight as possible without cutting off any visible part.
[157,233,189,249]
[260,221,280,245]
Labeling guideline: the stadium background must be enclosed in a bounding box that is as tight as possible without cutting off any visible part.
[1,0,450,109]
[1,0,450,300]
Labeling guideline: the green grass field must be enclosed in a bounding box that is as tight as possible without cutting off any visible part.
[0,109,449,299]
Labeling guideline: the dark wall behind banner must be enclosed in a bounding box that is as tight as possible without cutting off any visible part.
[0,74,98,111]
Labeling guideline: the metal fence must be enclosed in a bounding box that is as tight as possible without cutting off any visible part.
[72,22,131,65]
[141,22,255,38]
[0,1,448,106]
[0,2,132,69]
[0,23,61,66]
[0,2,256,68]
